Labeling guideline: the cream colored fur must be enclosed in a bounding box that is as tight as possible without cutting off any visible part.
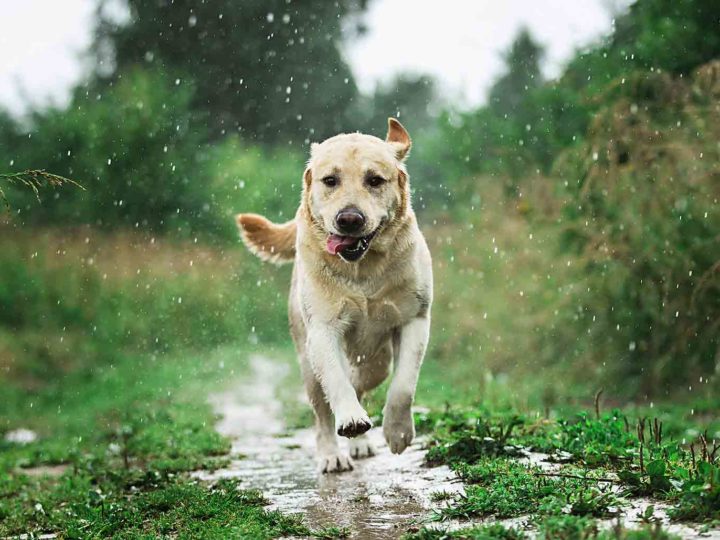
[236,119,432,473]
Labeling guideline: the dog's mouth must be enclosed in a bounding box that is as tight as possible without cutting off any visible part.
[326,231,377,262]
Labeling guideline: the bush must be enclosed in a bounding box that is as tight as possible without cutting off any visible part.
[197,136,304,239]
[552,64,720,393]
[1,69,208,233]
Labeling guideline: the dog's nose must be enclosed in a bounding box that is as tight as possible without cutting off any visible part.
[335,207,365,234]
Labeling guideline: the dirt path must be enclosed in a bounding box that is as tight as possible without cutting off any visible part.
[193,355,462,539]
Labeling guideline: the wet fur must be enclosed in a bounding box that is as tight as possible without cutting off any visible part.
[236,119,432,473]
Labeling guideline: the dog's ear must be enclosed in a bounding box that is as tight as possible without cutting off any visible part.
[303,167,312,188]
[386,118,411,161]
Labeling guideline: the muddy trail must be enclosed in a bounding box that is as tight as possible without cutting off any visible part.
[193,356,461,539]
[193,356,720,540]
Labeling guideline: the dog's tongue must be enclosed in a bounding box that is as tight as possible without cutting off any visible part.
[326,234,357,255]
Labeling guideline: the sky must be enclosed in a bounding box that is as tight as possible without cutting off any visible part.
[0,0,631,114]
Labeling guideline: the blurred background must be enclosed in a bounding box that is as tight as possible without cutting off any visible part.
[1,0,719,431]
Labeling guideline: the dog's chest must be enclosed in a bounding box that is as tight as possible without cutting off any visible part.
[348,287,419,338]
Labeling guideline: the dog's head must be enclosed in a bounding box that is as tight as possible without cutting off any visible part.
[303,118,412,263]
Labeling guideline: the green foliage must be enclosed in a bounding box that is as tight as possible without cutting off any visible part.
[565,0,720,95]
[424,412,525,466]
[0,474,313,538]
[0,228,289,386]
[94,0,370,144]
[2,69,208,232]
[0,342,341,538]
[0,169,83,209]
[536,514,599,539]
[669,461,720,522]
[552,412,637,466]
[487,28,544,118]
[419,400,720,529]
[200,136,304,239]
[352,74,441,139]
[598,523,681,540]
[436,457,619,521]
[553,65,720,392]
[404,523,527,540]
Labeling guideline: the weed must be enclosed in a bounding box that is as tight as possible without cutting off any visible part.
[536,514,598,539]
[430,490,456,502]
[669,461,720,522]
[404,523,527,540]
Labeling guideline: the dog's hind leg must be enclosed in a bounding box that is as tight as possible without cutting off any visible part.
[303,363,353,473]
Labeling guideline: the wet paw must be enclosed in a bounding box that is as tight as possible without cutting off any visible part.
[349,434,376,459]
[336,409,372,438]
[383,403,415,454]
[319,452,354,473]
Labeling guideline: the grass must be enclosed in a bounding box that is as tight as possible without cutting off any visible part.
[410,399,720,538]
[1,223,718,538]
[404,523,527,539]
[0,343,351,538]
[0,229,333,538]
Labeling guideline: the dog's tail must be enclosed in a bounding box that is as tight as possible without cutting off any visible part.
[235,213,296,264]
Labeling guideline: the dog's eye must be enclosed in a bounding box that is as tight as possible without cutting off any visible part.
[321,176,339,187]
[366,176,386,188]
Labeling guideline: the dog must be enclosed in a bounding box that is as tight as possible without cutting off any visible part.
[235,118,432,473]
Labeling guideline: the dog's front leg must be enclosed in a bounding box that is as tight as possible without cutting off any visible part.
[306,323,372,438]
[383,317,430,454]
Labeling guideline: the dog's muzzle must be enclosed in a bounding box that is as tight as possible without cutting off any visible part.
[326,230,377,262]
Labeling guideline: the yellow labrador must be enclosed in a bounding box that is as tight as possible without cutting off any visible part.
[236,119,432,473]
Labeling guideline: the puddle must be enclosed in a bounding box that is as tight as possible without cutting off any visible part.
[17,464,69,478]
[194,355,720,539]
[4,428,38,445]
[193,356,462,539]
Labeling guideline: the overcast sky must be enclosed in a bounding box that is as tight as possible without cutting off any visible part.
[0,0,631,114]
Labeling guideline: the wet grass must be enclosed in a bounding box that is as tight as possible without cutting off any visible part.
[3,351,719,538]
[0,475,320,538]
[410,400,720,538]
[2,228,718,538]
[0,344,343,538]
[405,523,527,539]
[405,521,683,540]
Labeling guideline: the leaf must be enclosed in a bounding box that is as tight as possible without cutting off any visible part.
[646,459,666,478]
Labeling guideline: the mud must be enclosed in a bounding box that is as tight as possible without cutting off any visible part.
[16,464,69,478]
[193,356,462,539]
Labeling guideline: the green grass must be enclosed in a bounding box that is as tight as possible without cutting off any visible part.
[1,220,718,538]
[404,523,527,539]
[413,401,720,536]
[0,343,344,538]
[0,476,322,539]
[404,521,682,540]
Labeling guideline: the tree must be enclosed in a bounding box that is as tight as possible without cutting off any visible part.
[351,74,440,137]
[93,0,370,145]
[487,29,544,118]
[565,0,720,95]
[5,69,209,232]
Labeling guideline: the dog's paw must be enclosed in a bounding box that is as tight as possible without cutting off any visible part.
[349,434,376,459]
[319,452,354,473]
[335,408,372,438]
[383,403,415,454]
